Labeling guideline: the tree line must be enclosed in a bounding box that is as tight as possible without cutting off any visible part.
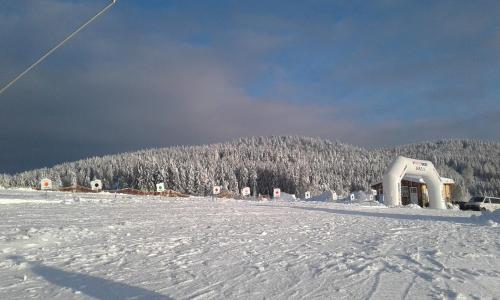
[1,136,499,199]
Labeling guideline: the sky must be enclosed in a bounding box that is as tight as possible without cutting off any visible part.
[0,0,499,174]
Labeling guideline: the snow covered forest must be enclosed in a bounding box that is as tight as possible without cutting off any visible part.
[1,136,499,198]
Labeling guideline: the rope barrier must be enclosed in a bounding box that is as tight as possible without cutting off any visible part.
[0,0,117,96]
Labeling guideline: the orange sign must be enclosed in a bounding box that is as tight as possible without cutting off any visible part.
[40,179,52,190]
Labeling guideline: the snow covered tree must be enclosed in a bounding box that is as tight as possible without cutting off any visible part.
[2,137,499,197]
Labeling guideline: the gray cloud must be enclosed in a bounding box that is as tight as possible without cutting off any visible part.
[352,109,500,147]
[0,0,499,173]
[0,1,347,172]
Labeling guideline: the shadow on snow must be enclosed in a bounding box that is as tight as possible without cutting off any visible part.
[8,255,172,300]
[278,205,485,225]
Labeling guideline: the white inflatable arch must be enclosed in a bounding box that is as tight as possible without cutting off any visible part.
[382,156,446,209]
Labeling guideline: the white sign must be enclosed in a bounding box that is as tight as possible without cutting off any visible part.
[273,188,281,198]
[241,187,251,196]
[369,195,374,201]
[305,191,311,199]
[350,193,355,201]
[156,183,165,192]
[332,191,338,201]
[91,179,102,191]
[371,189,378,196]
[213,186,221,195]
[40,178,52,190]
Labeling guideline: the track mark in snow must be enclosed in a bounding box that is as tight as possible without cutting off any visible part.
[183,281,223,300]
[0,192,499,299]
[365,269,382,300]
[401,274,417,300]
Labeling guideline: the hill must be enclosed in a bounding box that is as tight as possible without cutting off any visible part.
[1,136,499,197]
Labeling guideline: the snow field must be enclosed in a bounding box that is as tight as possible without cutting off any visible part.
[0,190,499,299]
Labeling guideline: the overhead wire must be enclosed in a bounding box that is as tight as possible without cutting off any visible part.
[0,0,117,96]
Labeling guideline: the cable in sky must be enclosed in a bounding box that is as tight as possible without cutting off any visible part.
[0,0,118,96]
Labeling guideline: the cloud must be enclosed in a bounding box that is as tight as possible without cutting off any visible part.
[0,0,347,172]
[351,109,500,147]
[0,0,499,173]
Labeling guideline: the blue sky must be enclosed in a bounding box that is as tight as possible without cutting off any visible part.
[0,0,499,173]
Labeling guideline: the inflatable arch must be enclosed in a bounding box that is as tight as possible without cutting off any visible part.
[382,156,446,209]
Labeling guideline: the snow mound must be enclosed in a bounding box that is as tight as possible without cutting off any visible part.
[279,192,296,201]
[471,209,500,227]
[308,190,337,202]
[337,191,383,207]
[403,203,423,209]
[352,191,371,201]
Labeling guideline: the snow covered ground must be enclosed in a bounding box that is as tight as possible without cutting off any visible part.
[0,189,499,300]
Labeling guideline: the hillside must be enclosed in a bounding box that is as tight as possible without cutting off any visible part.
[1,137,499,197]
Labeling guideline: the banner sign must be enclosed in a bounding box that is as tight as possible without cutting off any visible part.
[40,178,52,190]
[213,186,221,195]
[156,183,165,193]
[91,180,102,191]
[413,160,427,171]
[241,187,251,196]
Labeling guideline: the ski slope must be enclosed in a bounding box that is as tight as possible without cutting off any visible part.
[0,189,499,299]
